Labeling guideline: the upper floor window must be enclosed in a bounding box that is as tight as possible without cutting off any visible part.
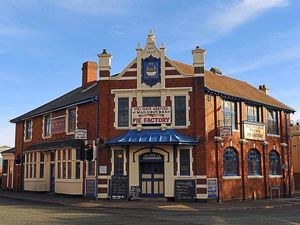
[247,105,259,122]
[222,100,237,130]
[223,147,239,176]
[175,96,187,126]
[118,98,129,127]
[267,110,278,135]
[269,150,281,175]
[25,120,32,141]
[248,149,261,176]
[43,115,51,137]
[143,97,161,107]
[67,108,76,133]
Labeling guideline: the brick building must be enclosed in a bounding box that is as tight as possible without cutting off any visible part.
[291,123,300,189]
[8,32,295,201]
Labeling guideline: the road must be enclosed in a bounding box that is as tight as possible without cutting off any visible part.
[0,197,300,225]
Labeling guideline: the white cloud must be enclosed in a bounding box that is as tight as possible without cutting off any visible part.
[226,45,300,74]
[209,0,289,34]
[49,0,135,15]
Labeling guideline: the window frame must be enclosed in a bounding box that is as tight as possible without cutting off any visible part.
[114,149,124,176]
[117,97,130,128]
[179,149,190,176]
[66,107,77,134]
[43,114,52,138]
[223,147,239,176]
[247,149,262,176]
[222,100,238,130]
[174,96,187,127]
[246,105,259,123]
[267,110,279,135]
[269,150,281,175]
[24,120,33,141]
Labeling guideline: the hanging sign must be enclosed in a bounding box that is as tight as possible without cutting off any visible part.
[132,106,171,125]
[243,122,266,141]
[219,126,232,138]
[51,116,66,134]
[75,129,87,140]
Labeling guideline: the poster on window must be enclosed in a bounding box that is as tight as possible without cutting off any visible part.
[131,106,171,125]
[51,116,66,134]
[243,122,266,141]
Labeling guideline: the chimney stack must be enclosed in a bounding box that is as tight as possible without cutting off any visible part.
[192,46,206,76]
[97,49,112,77]
[82,61,97,88]
[259,85,269,94]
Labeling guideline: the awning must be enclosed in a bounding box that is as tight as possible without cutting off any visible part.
[106,129,197,146]
[24,139,82,152]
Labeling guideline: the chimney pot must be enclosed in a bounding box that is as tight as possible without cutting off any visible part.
[259,84,269,94]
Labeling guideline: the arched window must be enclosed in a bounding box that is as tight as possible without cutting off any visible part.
[248,149,261,176]
[223,147,239,176]
[269,151,281,175]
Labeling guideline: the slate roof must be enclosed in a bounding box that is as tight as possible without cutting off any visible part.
[172,61,294,112]
[24,139,82,152]
[11,83,98,123]
[1,147,15,154]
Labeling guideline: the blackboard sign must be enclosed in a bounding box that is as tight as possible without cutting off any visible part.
[129,186,141,200]
[85,179,96,198]
[110,175,129,200]
[174,179,196,202]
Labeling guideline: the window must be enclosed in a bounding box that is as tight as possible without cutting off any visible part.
[114,150,124,176]
[2,160,8,174]
[87,161,95,176]
[222,100,237,130]
[67,108,76,133]
[267,110,278,135]
[269,151,281,175]
[24,152,44,179]
[180,149,190,176]
[57,149,82,179]
[247,105,259,122]
[118,98,129,127]
[248,149,261,176]
[143,97,161,107]
[40,152,44,178]
[43,115,51,137]
[25,120,32,140]
[175,96,187,126]
[223,147,239,176]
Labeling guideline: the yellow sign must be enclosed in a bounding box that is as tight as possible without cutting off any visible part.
[243,122,266,141]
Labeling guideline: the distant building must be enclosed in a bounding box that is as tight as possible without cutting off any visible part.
[291,123,300,189]
[1,147,15,190]
[8,32,295,201]
[0,146,11,174]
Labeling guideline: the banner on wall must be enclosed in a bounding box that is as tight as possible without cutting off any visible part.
[131,106,171,125]
[243,122,266,141]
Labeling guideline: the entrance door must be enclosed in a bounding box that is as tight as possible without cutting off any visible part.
[50,163,55,193]
[140,153,164,197]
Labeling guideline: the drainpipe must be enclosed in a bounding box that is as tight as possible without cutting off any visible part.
[262,141,269,198]
[92,96,99,201]
[285,113,292,197]
[279,112,286,198]
[239,102,246,201]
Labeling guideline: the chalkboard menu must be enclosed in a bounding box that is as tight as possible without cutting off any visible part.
[110,175,129,200]
[129,186,141,200]
[174,179,196,202]
[85,179,96,198]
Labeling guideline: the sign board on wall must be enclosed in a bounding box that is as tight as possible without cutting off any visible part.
[207,178,218,199]
[132,106,171,125]
[51,116,66,134]
[99,166,107,174]
[243,122,266,141]
[75,129,87,140]
[219,126,232,138]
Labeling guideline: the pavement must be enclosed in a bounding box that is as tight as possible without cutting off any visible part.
[0,189,299,212]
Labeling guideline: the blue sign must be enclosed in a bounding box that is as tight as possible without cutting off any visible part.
[207,178,218,199]
[141,55,161,87]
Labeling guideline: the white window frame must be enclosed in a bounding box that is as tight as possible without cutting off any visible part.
[172,94,190,129]
[42,114,52,139]
[66,107,78,134]
[24,120,33,142]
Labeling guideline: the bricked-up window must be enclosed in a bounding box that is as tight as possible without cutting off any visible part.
[175,96,187,126]
[267,110,278,135]
[248,149,261,176]
[180,149,190,176]
[44,115,51,137]
[223,147,239,176]
[143,97,161,107]
[25,120,32,140]
[222,100,237,130]
[67,108,76,133]
[247,105,259,122]
[269,150,281,175]
[114,150,124,176]
[118,98,129,127]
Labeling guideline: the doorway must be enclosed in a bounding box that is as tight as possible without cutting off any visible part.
[139,152,164,197]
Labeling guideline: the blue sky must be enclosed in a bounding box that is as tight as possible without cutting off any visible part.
[1,0,300,147]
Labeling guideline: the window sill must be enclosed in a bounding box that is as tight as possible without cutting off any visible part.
[232,129,239,133]
[55,179,83,183]
[42,135,52,140]
[66,131,75,135]
[223,176,241,180]
[267,134,280,138]
[269,175,282,178]
[248,175,263,179]
[24,138,32,143]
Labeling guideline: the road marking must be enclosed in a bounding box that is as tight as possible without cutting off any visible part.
[157,204,198,211]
